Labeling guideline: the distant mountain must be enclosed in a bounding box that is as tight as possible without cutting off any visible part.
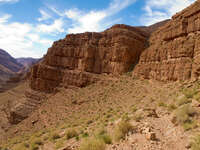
[0,49,40,92]
[0,49,40,82]
[0,49,23,81]
[17,57,40,72]
[0,49,23,73]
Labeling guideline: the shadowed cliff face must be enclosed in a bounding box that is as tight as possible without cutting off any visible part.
[30,24,150,92]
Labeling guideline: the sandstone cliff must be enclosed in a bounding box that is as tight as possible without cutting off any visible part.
[30,25,149,92]
[133,0,200,81]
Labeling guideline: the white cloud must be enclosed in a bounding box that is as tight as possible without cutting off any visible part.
[36,19,64,34]
[0,0,18,3]
[0,0,136,58]
[49,0,136,33]
[38,9,51,22]
[142,0,195,26]
[0,14,11,23]
[66,10,107,33]
[0,14,53,58]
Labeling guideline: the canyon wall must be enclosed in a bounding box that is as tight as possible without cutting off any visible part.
[30,25,149,92]
[133,0,200,81]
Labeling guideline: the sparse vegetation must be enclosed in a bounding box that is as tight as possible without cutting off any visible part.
[95,128,112,144]
[51,132,61,141]
[114,120,133,141]
[176,95,191,106]
[168,103,177,111]
[158,101,167,107]
[65,128,78,139]
[182,88,198,99]
[174,104,196,130]
[133,113,143,122]
[191,135,200,150]
[79,137,106,150]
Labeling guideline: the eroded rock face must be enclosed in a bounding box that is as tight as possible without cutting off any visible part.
[133,0,200,81]
[8,90,46,124]
[30,24,149,92]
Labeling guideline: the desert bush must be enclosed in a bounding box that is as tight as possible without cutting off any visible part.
[14,144,27,150]
[65,129,78,139]
[133,113,143,122]
[95,129,112,144]
[114,120,133,141]
[183,88,198,99]
[176,95,191,106]
[191,135,200,150]
[168,103,177,111]
[158,101,167,107]
[79,137,106,150]
[55,139,65,149]
[30,138,43,150]
[194,93,200,102]
[81,132,89,138]
[183,120,197,131]
[31,144,39,150]
[174,104,195,124]
[51,132,61,140]
[131,105,137,113]
[33,138,43,145]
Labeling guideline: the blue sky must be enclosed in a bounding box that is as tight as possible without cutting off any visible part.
[0,0,195,58]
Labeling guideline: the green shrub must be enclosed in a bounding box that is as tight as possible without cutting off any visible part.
[79,137,106,150]
[114,120,133,141]
[65,129,78,139]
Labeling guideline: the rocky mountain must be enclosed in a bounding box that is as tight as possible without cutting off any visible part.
[17,57,41,73]
[1,1,200,150]
[29,24,156,93]
[133,0,200,81]
[17,57,40,68]
[0,49,40,92]
[0,49,23,81]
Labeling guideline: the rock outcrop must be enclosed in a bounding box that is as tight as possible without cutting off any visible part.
[8,90,46,124]
[30,25,149,92]
[133,0,200,81]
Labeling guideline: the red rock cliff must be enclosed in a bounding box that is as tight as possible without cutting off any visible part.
[133,0,200,81]
[30,25,149,92]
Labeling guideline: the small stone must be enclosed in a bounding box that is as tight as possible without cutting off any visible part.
[146,132,156,141]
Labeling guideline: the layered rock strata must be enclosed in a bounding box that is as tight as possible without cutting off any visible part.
[133,0,200,81]
[30,25,149,92]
